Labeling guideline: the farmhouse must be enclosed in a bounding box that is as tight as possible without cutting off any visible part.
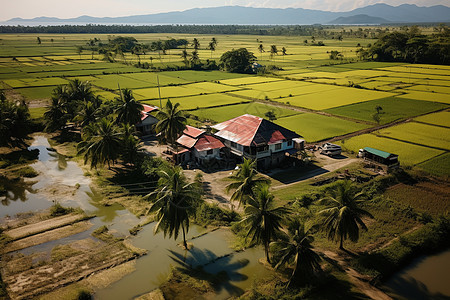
[136,104,159,135]
[172,125,225,166]
[212,114,301,169]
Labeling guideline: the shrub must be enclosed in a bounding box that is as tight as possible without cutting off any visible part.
[50,202,74,217]
[77,290,92,300]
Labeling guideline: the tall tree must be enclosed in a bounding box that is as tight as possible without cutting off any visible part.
[270,45,278,59]
[0,96,32,148]
[44,94,68,132]
[272,219,322,287]
[147,165,201,249]
[77,118,123,169]
[225,158,270,207]
[114,88,143,126]
[220,48,256,73]
[155,99,187,147]
[258,44,264,59]
[192,38,200,50]
[318,180,374,250]
[241,184,288,263]
[180,48,190,67]
[208,41,216,58]
[191,50,200,66]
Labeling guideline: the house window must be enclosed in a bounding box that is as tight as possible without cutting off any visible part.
[231,142,237,148]
[287,140,293,147]
[275,143,282,150]
[207,149,213,155]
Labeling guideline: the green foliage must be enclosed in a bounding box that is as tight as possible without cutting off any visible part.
[220,48,256,73]
[155,99,187,147]
[241,184,289,263]
[195,203,240,226]
[319,180,374,249]
[0,96,33,148]
[369,25,450,64]
[114,88,143,126]
[50,202,74,217]
[355,216,450,277]
[77,290,92,300]
[147,165,202,249]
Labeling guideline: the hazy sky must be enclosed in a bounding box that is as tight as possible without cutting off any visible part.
[2,0,450,21]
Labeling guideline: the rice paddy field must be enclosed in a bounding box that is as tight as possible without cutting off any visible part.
[0,32,449,176]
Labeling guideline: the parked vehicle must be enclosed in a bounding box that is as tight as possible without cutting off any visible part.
[320,143,342,156]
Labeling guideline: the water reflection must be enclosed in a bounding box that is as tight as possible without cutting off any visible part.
[0,176,37,205]
[85,188,125,223]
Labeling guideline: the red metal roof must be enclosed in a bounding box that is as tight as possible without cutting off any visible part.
[176,134,197,149]
[183,125,205,138]
[268,130,286,144]
[142,104,159,113]
[212,114,262,146]
[194,135,225,152]
[212,114,299,147]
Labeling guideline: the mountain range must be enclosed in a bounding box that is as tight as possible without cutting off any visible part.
[6,4,450,25]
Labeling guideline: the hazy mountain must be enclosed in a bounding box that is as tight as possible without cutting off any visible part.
[7,4,450,25]
[328,14,390,25]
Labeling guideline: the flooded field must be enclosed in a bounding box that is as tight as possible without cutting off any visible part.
[0,135,271,299]
[384,250,450,300]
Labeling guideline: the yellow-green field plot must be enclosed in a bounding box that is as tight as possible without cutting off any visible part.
[242,80,315,92]
[325,97,448,124]
[275,113,369,142]
[397,91,450,104]
[277,86,395,110]
[378,65,450,76]
[2,78,68,88]
[186,82,242,93]
[338,134,445,166]
[376,122,450,150]
[133,85,199,100]
[190,102,299,123]
[416,153,450,177]
[91,74,156,90]
[15,86,56,99]
[121,72,189,85]
[220,76,282,86]
[142,93,247,110]
[414,110,450,127]
[404,85,450,94]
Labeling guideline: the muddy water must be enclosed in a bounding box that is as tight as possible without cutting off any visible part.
[1,136,272,299]
[384,250,450,299]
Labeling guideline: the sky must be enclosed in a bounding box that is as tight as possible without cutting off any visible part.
[2,0,450,21]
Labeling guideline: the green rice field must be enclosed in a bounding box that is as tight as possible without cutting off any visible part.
[0,33,449,176]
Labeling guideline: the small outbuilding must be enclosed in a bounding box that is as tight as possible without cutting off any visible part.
[359,147,399,168]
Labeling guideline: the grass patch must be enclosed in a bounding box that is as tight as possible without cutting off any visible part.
[416,153,450,178]
[51,244,82,262]
[15,86,55,99]
[325,97,448,124]
[377,122,450,150]
[190,102,299,123]
[28,107,46,119]
[339,134,444,166]
[276,113,369,142]
[414,110,450,127]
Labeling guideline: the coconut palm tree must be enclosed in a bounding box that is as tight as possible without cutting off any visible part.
[147,166,200,250]
[74,100,99,129]
[44,96,68,132]
[114,88,143,126]
[192,38,200,50]
[241,184,288,263]
[318,180,374,250]
[77,118,123,169]
[270,45,278,59]
[208,41,216,58]
[180,49,190,67]
[258,44,264,59]
[120,123,142,166]
[225,158,270,207]
[271,219,321,287]
[155,99,187,147]
[191,50,200,66]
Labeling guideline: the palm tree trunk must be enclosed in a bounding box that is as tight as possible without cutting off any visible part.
[265,241,271,264]
[339,235,344,250]
[182,224,188,250]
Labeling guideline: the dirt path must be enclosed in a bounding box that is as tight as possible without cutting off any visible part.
[322,250,392,300]
[4,213,88,240]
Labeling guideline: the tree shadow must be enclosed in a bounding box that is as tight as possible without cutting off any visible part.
[167,248,247,296]
[384,275,450,300]
[0,176,37,205]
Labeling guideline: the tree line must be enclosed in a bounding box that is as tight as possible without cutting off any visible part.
[0,24,389,39]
